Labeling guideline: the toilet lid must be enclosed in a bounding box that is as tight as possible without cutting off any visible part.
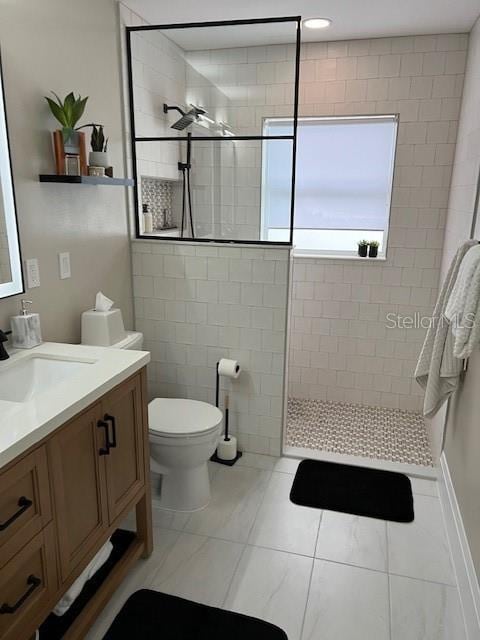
[148,398,223,437]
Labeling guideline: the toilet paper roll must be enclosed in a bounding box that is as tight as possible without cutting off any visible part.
[217,436,237,461]
[218,358,241,379]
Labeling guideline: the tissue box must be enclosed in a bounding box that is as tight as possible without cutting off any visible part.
[81,309,127,347]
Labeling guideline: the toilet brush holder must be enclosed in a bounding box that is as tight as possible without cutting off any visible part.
[211,393,242,466]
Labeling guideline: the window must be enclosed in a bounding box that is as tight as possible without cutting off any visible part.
[261,115,398,257]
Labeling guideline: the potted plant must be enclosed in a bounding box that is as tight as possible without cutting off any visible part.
[357,239,368,257]
[368,240,379,258]
[45,91,89,174]
[89,124,109,169]
[45,92,88,148]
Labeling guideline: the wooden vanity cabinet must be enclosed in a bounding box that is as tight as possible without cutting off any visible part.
[102,373,145,524]
[0,367,152,640]
[49,403,109,582]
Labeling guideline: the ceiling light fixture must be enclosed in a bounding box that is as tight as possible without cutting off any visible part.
[303,17,332,29]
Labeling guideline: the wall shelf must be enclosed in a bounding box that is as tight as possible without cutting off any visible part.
[39,174,134,186]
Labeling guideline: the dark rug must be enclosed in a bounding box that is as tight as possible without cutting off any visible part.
[290,459,414,522]
[103,590,288,639]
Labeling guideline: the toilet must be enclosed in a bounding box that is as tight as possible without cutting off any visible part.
[81,308,223,511]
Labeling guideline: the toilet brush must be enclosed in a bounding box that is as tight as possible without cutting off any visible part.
[211,393,242,465]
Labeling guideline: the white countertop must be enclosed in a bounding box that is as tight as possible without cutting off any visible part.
[0,342,150,469]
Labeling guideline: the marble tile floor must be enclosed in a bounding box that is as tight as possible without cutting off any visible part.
[86,454,466,640]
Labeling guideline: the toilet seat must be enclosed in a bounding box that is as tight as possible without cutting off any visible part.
[148,398,222,438]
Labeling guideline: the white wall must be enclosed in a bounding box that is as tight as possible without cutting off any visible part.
[441,16,480,581]
[289,34,468,411]
[0,0,133,342]
[0,210,10,283]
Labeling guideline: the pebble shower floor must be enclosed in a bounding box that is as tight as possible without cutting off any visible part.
[286,397,434,467]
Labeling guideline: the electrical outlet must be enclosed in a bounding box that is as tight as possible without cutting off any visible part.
[25,258,40,288]
[58,252,71,279]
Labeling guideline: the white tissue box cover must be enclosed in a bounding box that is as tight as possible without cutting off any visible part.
[81,308,127,347]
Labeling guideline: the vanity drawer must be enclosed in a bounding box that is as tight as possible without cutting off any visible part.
[0,446,52,566]
[0,523,57,640]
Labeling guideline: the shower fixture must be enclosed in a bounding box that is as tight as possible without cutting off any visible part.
[178,133,195,239]
[163,103,207,131]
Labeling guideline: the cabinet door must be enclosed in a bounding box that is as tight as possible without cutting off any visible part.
[49,404,109,582]
[102,374,145,523]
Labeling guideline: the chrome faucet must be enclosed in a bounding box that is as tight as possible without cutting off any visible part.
[0,329,11,360]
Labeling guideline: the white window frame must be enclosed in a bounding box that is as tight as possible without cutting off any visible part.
[261,114,398,259]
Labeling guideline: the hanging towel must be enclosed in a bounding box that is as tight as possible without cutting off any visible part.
[414,240,477,418]
[444,243,480,358]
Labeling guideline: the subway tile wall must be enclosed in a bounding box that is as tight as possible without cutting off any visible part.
[289,33,468,411]
[132,241,290,456]
[125,22,469,451]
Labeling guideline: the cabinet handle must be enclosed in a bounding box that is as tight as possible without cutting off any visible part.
[97,420,110,456]
[0,575,41,614]
[104,414,117,449]
[0,496,33,531]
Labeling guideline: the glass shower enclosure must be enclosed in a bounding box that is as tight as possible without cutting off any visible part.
[125,17,301,245]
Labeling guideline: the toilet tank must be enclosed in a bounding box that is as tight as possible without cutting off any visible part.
[81,308,144,350]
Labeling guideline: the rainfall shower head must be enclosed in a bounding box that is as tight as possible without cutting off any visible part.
[163,103,207,131]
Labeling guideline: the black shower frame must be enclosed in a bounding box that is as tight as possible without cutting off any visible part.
[125,16,302,245]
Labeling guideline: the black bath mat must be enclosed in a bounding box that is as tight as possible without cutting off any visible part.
[103,590,288,639]
[290,459,414,522]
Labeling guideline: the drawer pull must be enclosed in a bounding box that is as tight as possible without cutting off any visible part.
[97,420,110,456]
[0,574,41,614]
[0,496,33,531]
[104,414,117,448]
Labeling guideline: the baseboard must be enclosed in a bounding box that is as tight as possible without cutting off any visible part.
[439,453,480,640]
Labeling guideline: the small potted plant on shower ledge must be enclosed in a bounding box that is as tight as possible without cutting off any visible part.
[368,240,379,258]
[357,239,369,257]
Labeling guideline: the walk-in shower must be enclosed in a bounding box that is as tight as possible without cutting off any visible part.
[126,17,300,242]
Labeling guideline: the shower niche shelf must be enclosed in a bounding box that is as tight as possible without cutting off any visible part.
[39,174,134,186]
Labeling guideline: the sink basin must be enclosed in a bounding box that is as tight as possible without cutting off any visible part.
[0,356,93,403]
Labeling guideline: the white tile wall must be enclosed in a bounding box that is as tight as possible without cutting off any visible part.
[132,241,290,456]
[289,33,468,412]
[127,27,469,450]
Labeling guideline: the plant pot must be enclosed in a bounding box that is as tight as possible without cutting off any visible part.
[358,245,368,257]
[368,245,378,258]
[53,130,87,175]
[89,151,109,168]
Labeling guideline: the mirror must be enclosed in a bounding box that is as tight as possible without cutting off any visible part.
[0,53,23,299]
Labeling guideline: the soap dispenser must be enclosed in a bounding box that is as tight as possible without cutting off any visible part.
[10,299,42,349]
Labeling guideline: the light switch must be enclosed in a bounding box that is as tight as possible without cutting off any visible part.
[25,258,40,288]
[58,252,71,279]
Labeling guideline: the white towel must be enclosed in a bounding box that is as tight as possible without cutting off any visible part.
[53,539,113,616]
[414,241,477,418]
[444,243,480,358]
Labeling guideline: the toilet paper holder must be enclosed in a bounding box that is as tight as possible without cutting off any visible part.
[211,360,243,467]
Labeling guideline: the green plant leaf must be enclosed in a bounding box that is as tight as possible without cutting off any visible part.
[72,96,88,127]
[45,96,68,127]
[63,92,75,128]
[50,91,64,108]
